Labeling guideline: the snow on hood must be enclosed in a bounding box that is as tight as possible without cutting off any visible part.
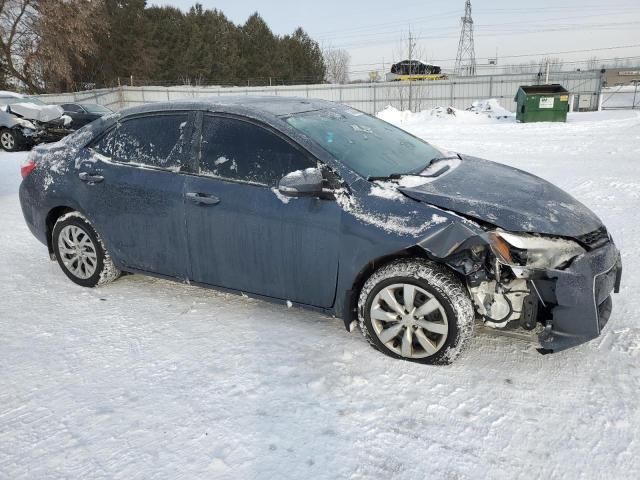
[9,102,64,123]
[399,155,604,237]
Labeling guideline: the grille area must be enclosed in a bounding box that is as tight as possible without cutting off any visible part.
[576,226,609,250]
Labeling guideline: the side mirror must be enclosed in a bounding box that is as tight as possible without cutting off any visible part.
[278,167,325,198]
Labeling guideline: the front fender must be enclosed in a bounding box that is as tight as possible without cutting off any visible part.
[0,110,20,128]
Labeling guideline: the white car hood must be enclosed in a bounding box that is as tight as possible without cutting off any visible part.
[9,102,64,123]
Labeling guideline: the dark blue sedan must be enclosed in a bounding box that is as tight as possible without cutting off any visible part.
[19,97,621,364]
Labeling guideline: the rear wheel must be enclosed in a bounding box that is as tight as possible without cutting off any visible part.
[358,258,475,365]
[52,212,121,287]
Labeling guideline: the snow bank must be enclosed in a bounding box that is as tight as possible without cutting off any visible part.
[377,99,515,127]
[467,98,513,119]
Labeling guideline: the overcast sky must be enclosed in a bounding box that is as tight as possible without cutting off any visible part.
[149,0,640,78]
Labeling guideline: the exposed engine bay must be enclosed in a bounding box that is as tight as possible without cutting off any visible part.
[417,221,621,353]
[469,279,534,328]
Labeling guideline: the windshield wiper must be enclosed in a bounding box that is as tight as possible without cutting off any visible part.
[367,173,404,181]
[366,154,460,182]
[424,154,461,167]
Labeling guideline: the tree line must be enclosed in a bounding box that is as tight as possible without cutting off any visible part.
[0,0,326,93]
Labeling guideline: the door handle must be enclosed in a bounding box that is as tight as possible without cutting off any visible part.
[186,192,220,205]
[78,172,104,183]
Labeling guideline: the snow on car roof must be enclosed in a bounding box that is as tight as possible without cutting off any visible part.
[120,96,341,120]
[0,91,25,98]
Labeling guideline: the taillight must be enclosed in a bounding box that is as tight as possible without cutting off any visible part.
[21,154,36,178]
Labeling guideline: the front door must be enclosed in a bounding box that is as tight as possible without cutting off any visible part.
[77,112,194,278]
[184,114,341,307]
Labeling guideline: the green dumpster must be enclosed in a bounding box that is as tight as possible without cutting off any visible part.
[514,84,569,123]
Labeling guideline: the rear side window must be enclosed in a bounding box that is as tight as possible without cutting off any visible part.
[62,104,83,113]
[112,114,190,170]
[199,116,314,186]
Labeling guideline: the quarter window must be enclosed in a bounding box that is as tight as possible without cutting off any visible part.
[199,116,314,186]
[91,128,116,157]
[62,104,83,113]
[112,114,189,170]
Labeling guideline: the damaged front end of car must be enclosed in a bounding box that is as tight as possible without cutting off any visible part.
[0,99,72,149]
[9,103,72,144]
[417,222,622,353]
[20,116,72,145]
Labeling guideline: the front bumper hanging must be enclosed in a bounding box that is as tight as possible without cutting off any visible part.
[535,241,622,353]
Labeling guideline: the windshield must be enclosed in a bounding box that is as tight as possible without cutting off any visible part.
[0,96,27,106]
[0,96,49,107]
[83,104,112,114]
[286,108,442,178]
[25,96,47,106]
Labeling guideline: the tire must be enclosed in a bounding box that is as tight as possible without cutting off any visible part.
[358,258,475,365]
[0,128,21,152]
[52,212,121,288]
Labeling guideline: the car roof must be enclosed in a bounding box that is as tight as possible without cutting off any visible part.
[0,91,25,98]
[63,103,104,106]
[118,95,341,120]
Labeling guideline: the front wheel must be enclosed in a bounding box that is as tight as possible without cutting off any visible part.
[52,212,121,287]
[358,258,475,365]
[0,128,21,151]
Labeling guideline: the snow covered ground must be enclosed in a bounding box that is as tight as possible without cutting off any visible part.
[1,107,639,479]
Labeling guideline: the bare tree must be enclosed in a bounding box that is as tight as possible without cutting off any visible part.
[0,0,39,90]
[539,56,564,74]
[324,48,350,84]
[391,32,430,111]
[0,0,103,92]
[586,56,599,70]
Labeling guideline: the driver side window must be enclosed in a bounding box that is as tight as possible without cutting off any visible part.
[199,116,315,186]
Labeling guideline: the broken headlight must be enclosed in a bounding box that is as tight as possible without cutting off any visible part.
[489,230,585,269]
[15,117,36,130]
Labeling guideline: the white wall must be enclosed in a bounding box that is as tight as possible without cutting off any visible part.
[36,70,604,114]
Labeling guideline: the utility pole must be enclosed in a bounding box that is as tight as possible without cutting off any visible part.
[545,61,550,84]
[408,29,416,111]
[454,0,477,76]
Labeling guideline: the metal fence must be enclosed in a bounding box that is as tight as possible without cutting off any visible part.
[37,70,605,114]
[600,85,640,110]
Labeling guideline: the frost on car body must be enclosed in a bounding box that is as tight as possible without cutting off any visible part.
[18,96,622,361]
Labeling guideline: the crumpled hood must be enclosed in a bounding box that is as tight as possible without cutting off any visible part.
[399,155,603,237]
[8,102,64,123]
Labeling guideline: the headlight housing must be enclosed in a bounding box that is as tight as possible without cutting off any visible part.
[489,230,585,269]
[15,117,36,130]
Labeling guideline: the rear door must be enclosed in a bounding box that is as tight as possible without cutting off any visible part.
[184,114,341,307]
[78,112,194,279]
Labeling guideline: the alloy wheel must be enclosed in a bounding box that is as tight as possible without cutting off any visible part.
[1,131,15,150]
[369,283,448,359]
[57,225,98,279]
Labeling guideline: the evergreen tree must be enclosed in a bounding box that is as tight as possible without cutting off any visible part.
[7,1,327,91]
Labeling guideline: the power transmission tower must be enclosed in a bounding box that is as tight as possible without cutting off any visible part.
[455,0,477,76]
